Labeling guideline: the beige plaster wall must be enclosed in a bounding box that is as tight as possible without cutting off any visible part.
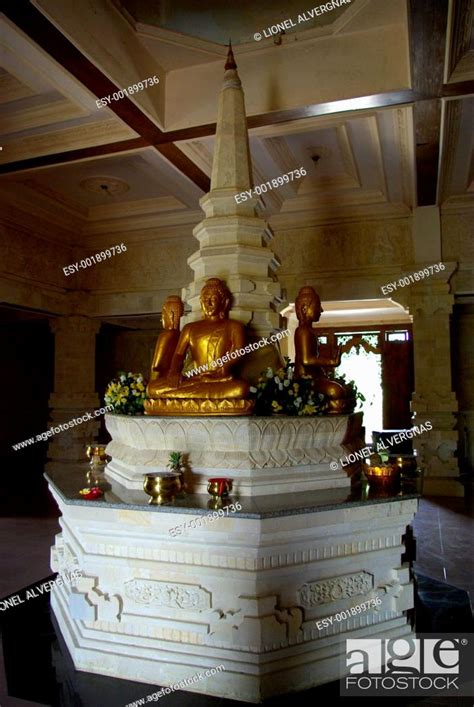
[441,212,474,294]
[271,217,413,301]
[442,211,474,477]
[452,303,474,473]
[98,328,159,388]
[73,232,195,317]
[0,221,74,314]
[165,22,410,130]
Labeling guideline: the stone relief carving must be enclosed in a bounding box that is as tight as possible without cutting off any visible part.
[274,606,304,643]
[206,595,304,651]
[51,534,81,575]
[89,586,122,622]
[298,571,373,606]
[124,579,211,610]
[206,608,243,642]
[106,415,350,469]
[68,576,122,623]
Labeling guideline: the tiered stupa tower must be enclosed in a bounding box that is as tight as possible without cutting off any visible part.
[182,44,283,337]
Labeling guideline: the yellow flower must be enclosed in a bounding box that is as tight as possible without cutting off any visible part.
[293,383,299,392]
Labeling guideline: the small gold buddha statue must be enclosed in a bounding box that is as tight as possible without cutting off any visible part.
[147,295,184,396]
[294,286,355,415]
[145,278,253,416]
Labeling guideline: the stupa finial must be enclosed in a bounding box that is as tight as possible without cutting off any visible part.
[225,40,237,70]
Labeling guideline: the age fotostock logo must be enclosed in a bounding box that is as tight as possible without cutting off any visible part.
[342,635,473,696]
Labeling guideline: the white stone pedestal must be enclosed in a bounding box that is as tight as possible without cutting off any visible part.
[47,468,417,703]
[104,413,363,496]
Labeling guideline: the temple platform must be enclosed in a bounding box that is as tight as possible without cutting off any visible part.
[45,465,418,703]
[104,412,363,496]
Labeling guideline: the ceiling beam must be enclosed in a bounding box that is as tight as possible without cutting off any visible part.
[2,75,472,177]
[0,138,149,175]
[1,0,465,189]
[441,80,474,98]
[1,0,210,190]
[409,0,449,206]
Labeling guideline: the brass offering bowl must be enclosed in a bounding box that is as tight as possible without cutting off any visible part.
[365,463,400,490]
[207,477,233,499]
[86,444,108,467]
[170,469,186,494]
[143,472,180,505]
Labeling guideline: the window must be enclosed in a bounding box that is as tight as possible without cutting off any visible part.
[385,331,409,342]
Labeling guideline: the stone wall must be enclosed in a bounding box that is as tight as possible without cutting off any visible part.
[272,218,413,301]
[452,303,474,475]
[442,209,474,480]
[0,221,73,315]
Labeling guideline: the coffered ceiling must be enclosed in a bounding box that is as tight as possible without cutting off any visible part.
[0,0,473,245]
[178,106,415,223]
[0,17,137,165]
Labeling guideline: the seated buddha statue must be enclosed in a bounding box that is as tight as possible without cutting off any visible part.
[294,286,355,415]
[145,278,252,416]
[147,295,184,394]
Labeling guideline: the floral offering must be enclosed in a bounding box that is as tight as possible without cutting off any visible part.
[79,487,103,500]
[250,358,327,416]
[104,371,147,415]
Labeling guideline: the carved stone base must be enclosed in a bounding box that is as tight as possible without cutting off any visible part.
[104,412,364,496]
[47,479,416,703]
[144,397,254,416]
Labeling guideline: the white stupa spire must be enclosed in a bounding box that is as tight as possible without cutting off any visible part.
[182,43,282,336]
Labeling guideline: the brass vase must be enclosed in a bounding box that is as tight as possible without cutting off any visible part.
[143,472,180,505]
[168,467,186,494]
[207,478,233,505]
[86,444,108,468]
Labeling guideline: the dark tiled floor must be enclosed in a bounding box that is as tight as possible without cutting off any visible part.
[0,517,60,598]
[412,496,474,605]
[0,492,473,706]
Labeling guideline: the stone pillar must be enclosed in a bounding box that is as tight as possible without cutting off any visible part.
[407,265,460,496]
[47,316,101,465]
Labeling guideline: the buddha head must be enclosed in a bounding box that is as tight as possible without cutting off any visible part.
[295,286,324,325]
[200,278,231,320]
[161,296,184,330]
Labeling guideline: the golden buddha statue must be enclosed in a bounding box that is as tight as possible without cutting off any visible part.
[145,278,253,416]
[294,286,355,415]
[147,296,184,395]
